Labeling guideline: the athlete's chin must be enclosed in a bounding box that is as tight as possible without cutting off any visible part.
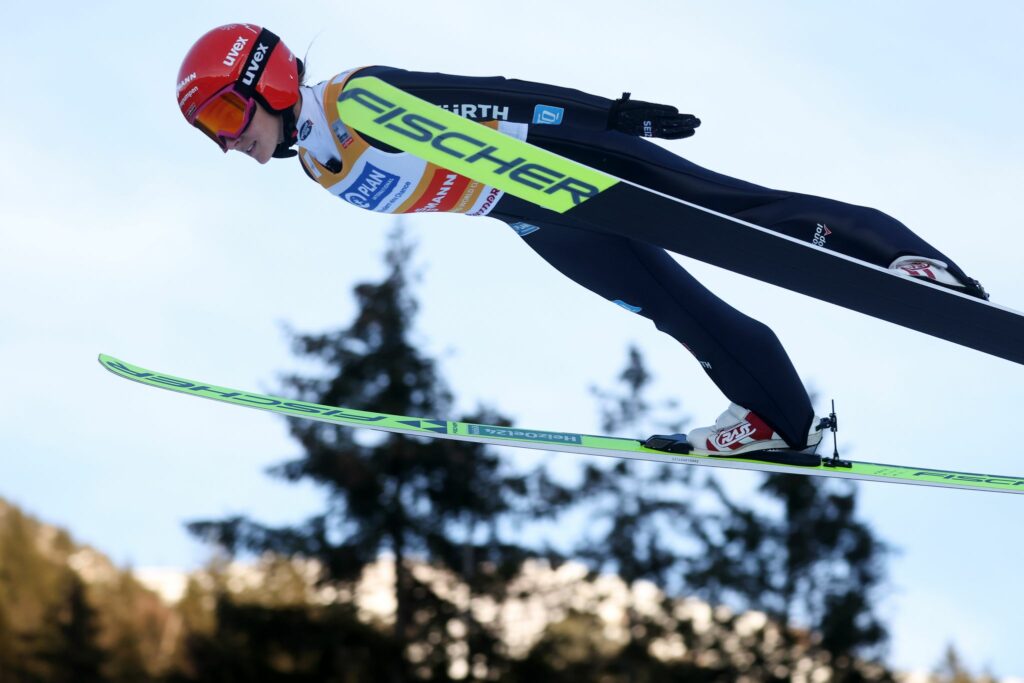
[251,147,273,164]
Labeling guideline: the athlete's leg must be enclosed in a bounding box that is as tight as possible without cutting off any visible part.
[491,216,815,448]
[528,128,975,283]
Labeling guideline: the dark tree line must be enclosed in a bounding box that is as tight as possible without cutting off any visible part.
[0,503,167,683]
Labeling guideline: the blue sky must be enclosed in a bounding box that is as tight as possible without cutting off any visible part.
[2,0,1022,677]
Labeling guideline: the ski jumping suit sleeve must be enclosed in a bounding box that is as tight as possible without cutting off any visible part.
[301,66,970,449]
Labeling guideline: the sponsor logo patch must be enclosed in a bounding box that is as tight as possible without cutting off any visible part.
[331,120,354,148]
[223,36,249,67]
[440,104,510,120]
[468,424,583,445]
[452,181,482,213]
[241,41,270,86]
[612,299,642,313]
[532,104,565,125]
[410,171,471,213]
[379,181,414,212]
[177,72,196,93]
[298,120,313,141]
[813,223,831,247]
[712,422,755,450]
[341,163,400,210]
[912,471,1024,487]
[467,187,503,216]
[178,85,200,108]
[509,221,541,237]
[338,84,610,210]
[895,261,937,280]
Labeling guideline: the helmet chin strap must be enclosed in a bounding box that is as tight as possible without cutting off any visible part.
[272,105,299,159]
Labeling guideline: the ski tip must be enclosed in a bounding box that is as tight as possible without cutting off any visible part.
[97,354,126,375]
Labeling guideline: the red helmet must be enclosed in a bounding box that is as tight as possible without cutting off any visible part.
[177,24,299,150]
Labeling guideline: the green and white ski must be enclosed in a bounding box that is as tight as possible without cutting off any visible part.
[99,354,1024,495]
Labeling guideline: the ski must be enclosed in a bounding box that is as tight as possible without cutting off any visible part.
[337,77,1024,366]
[99,354,1024,495]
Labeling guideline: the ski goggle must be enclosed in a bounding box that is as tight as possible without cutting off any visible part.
[189,85,256,151]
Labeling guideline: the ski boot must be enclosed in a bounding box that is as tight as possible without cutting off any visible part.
[889,256,989,300]
[644,403,825,457]
[644,403,848,468]
[686,403,826,456]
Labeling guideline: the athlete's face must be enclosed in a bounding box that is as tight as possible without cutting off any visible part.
[224,101,281,165]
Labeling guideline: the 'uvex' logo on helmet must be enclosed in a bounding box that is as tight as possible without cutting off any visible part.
[242,42,270,86]
[222,36,249,67]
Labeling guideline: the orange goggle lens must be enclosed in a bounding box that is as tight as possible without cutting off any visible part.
[191,88,255,150]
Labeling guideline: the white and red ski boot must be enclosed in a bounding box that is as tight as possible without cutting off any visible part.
[889,256,989,300]
[686,403,823,456]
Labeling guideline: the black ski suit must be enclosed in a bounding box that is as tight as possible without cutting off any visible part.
[321,66,970,448]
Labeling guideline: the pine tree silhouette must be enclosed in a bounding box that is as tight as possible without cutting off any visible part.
[578,345,894,680]
[29,574,107,683]
[186,226,573,680]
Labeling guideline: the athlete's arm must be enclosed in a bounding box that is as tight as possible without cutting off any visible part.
[355,66,699,139]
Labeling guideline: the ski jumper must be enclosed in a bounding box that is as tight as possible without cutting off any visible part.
[294,66,969,449]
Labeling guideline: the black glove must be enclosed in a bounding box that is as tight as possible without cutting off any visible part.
[608,92,701,139]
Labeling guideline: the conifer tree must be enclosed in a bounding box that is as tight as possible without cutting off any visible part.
[581,344,693,588]
[581,345,893,680]
[0,604,18,682]
[931,645,998,683]
[29,574,107,683]
[685,452,891,675]
[0,502,86,680]
[187,226,572,679]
